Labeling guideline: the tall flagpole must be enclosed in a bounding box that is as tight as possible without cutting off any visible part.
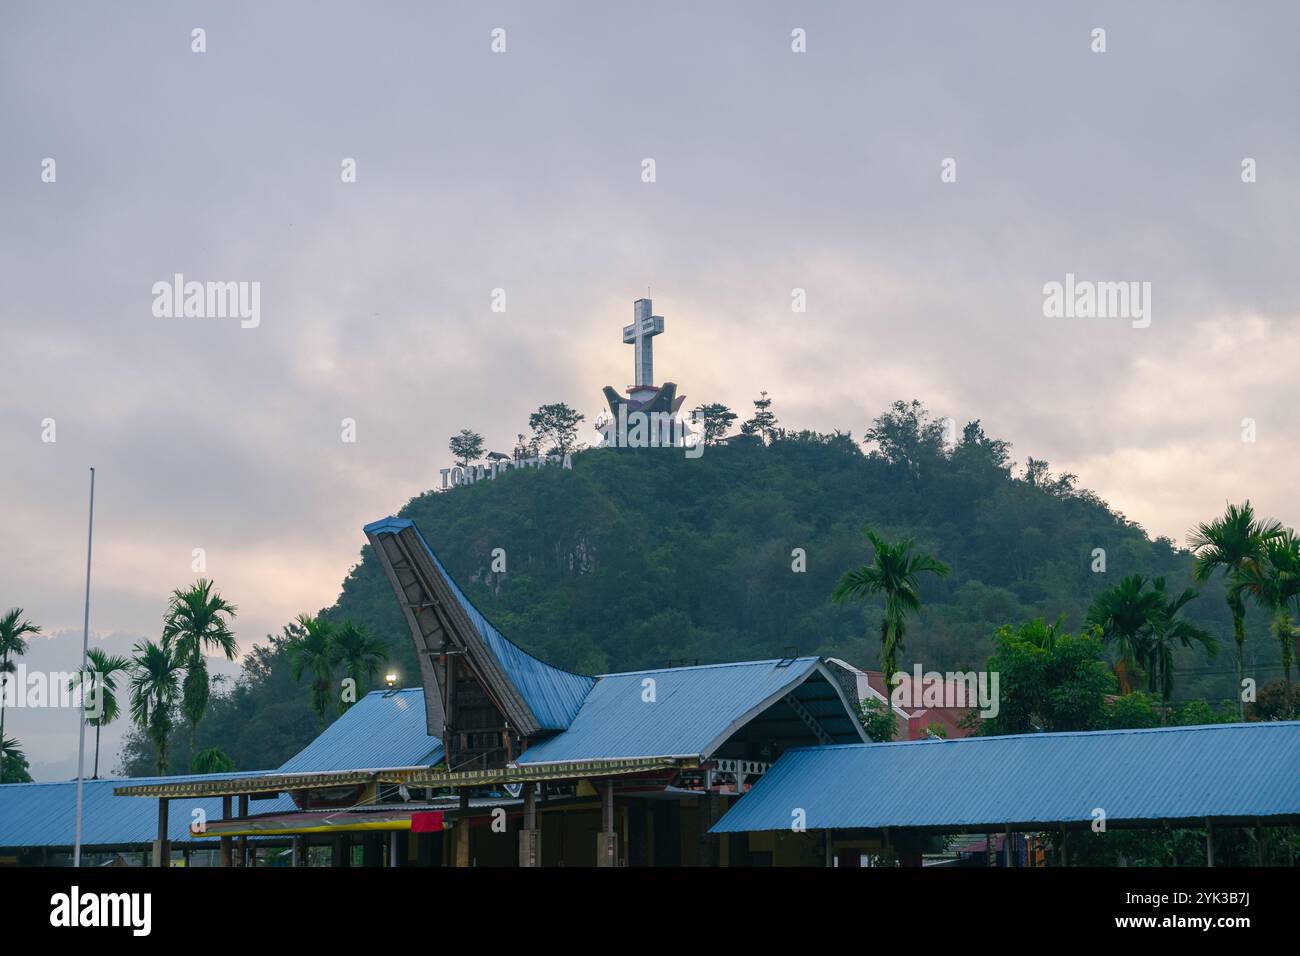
[73,466,95,868]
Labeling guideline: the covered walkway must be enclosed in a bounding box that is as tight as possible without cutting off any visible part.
[710,722,1300,866]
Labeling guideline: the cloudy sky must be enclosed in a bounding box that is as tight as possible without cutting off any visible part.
[2,1,1296,778]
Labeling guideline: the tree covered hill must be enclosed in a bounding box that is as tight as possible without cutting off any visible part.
[120,402,1264,775]
[332,411,1247,694]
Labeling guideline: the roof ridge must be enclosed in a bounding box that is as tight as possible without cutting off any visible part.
[0,769,271,788]
[407,519,595,684]
[596,656,819,678]
[786,720,1300,753]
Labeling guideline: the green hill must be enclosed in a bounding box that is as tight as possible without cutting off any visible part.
[335,416,1250,690]
[120,404,1272,775]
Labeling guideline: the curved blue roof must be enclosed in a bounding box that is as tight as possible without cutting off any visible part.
[711,721,1300,833]
[517,657,848,764]
[276,688,443,773]
[365,516,594,730]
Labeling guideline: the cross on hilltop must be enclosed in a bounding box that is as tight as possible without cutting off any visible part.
[623,298,664,388]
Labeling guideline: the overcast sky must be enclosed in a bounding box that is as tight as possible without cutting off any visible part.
[2,1,1296,779]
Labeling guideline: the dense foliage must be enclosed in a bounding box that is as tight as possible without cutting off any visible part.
[119,402,1281,775]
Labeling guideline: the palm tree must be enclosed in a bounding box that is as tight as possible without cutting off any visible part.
[1086,574,1161,693]
[832,529,949,699]
[129,638,184,775]
[1022,615,1067,651]
[162,579,238,751]
[1237,529,1300,717]
[67,647,131,778]
[190,746,236,774]
[0,733,33,783]
[0,608,41,744]
[1188,501,1282,716]
[329,620,388,713]
[1087,575,1216,702]
[1146,579,1217,703]
[286,614,337,728]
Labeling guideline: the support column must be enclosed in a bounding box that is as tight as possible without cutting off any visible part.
[236,794,249,867]
[518,782,540,867]
[596,781,618,867]
[1006,825,1016,867]
[697,775,719,867]
[219,796,232,868]
[898,831,923,867]
[152,798,170,867]
[454,791,471,867]
[1205,819,1214,868]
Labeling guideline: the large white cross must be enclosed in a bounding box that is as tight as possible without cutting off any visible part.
[623,298,664,387]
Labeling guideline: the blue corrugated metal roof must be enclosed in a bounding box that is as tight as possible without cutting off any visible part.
[0,773,295,849]
[711,722,1300,833]
[0,690,443,850]
[365,516,594,730]
[276,687,443,773]
[517,658,828,764]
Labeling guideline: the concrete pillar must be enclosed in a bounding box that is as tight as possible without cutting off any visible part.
[697,781,720,867]
[1205,819,1214,868]
[152,798,170,867]
[596,781,618,867]
[518,782,540,867]
[219,796,232,868]
[454,791,471,867]
[360,833,380,867]
[236,794,249,867]
[898,831,923,867]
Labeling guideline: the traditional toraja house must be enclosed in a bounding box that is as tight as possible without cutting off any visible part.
[112,516,871,866]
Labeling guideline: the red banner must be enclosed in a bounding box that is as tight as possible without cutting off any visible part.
[410,811,445,833]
